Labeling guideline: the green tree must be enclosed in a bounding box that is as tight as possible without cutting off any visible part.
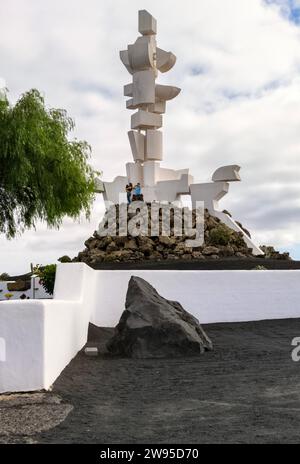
[58,255,72,263]
[0,272,10,281]
[34,264,56,296]
[0,89,98,237]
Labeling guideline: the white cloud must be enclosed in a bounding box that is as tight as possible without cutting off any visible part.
[1,0,300,273]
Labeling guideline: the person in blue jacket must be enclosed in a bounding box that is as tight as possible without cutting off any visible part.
[134,183,141,196]
[132,182,143,201]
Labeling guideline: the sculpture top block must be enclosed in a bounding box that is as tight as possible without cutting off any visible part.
[139,10,157,36]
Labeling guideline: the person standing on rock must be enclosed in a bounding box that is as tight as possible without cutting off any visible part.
[126,183,133,204]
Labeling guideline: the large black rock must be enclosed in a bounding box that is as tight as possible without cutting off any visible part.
[107,276,213,358]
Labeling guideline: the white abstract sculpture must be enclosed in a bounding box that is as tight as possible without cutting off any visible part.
[100,9,191,203]
[99,10,263,255]
[119,9,187,201]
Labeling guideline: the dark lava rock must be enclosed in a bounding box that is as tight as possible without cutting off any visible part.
[107,276,213,358]
[7,280,31,292]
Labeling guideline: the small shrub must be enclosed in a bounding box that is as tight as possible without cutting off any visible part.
[34,264,56,295]
[252,265,267,270]
[209,225,232,246]
[4,293,13,300]
[233,232,247,248]
[58,255,72,263]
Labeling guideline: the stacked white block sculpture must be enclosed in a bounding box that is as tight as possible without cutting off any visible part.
[99,10,263,255]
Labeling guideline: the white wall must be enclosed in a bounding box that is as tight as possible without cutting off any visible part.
[43,300,90,389]
[53,264,300,326]
[0,300,45,392]
[0,264,92,393]
[87,269,300,326]
[1,263,300,394]
[0,299,90,393]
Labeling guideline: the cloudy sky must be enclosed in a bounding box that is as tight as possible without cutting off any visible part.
[1,0,300,274]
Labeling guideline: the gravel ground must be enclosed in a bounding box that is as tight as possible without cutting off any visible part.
[1,318,300,444]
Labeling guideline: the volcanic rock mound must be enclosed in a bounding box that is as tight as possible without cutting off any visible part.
[75,204,290,265]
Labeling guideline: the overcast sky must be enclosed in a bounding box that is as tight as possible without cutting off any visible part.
[1,0,300,274]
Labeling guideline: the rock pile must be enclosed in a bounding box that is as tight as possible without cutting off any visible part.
[75,203,290,265]
[260,245,290,260]
[107,276,212,358]
[6,280,31,292]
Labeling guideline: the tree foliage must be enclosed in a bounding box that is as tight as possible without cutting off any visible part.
[34,264,56,296]
[0,89,97,237]
[0,272,10,281]
[58,255,72,263]
[209,224,233,246]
